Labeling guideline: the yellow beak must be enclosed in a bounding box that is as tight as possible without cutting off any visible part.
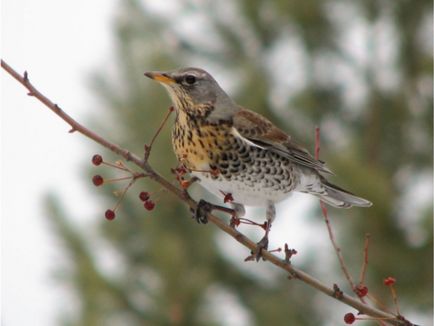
[144,71,175,84]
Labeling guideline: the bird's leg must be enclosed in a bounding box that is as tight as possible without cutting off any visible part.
[255,201,276,261]
[230,203,245,228]
[194,199,234,224]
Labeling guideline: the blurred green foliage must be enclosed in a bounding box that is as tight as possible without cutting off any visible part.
[46,0,432,325]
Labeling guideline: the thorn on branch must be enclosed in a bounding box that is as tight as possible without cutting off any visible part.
[23,71,29,82]
[268,247,282,254]
[333,283,344,300]
[125,151,134,162]
[244,253,255,262]
[284,243,298,264]
[287,269,298,280]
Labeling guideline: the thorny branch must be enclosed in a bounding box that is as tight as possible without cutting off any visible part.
[2,59,416,326]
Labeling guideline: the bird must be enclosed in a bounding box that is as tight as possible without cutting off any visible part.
[144,67,372,259]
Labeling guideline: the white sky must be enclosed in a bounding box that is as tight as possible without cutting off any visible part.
[2,1,114,324]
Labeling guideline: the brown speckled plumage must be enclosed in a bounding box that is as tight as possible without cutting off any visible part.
[144,67,372,232]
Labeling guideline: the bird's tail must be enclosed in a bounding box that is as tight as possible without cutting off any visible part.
[317,180,372,209]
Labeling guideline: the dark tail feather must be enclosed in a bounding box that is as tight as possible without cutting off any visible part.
[319,181,372,209]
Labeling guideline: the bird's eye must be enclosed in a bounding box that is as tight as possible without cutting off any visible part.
[184,75,196,85]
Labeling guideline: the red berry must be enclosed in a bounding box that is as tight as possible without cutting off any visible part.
[223,193,234,203]
[92,154,103,166]
[139,191,150,201]
[384,276,396,286]
[105,209,115,220]
[92,175,104,186]
[180,180,190,189]
[355,284,368,297]
[144,200,155,211]
[231,218,241,227]
[344,313,356,324]
[175,166,187,176]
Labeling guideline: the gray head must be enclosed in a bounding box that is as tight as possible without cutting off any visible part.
[144,67,237,120]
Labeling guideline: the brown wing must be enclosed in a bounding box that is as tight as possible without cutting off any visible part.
[233,108,333,174]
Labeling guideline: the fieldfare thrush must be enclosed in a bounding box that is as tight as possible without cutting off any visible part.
[144,67,372,259]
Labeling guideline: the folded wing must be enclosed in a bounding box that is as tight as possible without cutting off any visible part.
[233,108,333,175]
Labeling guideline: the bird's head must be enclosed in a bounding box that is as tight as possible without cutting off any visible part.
[144,67,237,120]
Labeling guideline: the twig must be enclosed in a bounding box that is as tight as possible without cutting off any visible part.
[315,127,356,291]
[320,202,357,290]
[1,60,414,326]
[390,285,401,316]
[315,126,321,160]
[359,233,371,285]
[144,106,174,161]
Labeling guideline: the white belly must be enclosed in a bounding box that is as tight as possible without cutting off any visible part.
[192,172,292,206]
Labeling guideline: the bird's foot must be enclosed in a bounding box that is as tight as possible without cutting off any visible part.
[194,199,212,224]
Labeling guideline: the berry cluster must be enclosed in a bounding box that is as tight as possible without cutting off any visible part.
[139,191,155,211]
[91,154,152,220]
[343,276,401,324]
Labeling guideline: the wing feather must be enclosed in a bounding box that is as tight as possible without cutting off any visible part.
[233,108,333,174]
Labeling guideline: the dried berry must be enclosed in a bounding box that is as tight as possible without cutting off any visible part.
[92,175,104,186]
[344,313,356,324]
[144,200,155,211]
[105,209,115,220]
[139,191,150,201]
[384,276,396,286]
[355,284,368,297]
[92,154,103,166]
[223,193,234,203]
[175,166,187,176]
[180,179,191,189]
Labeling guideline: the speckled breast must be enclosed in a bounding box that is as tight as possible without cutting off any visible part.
[172,113,229,171]
[172,113,298,206]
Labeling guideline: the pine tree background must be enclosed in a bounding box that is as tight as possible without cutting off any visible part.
[45,1,432,325]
